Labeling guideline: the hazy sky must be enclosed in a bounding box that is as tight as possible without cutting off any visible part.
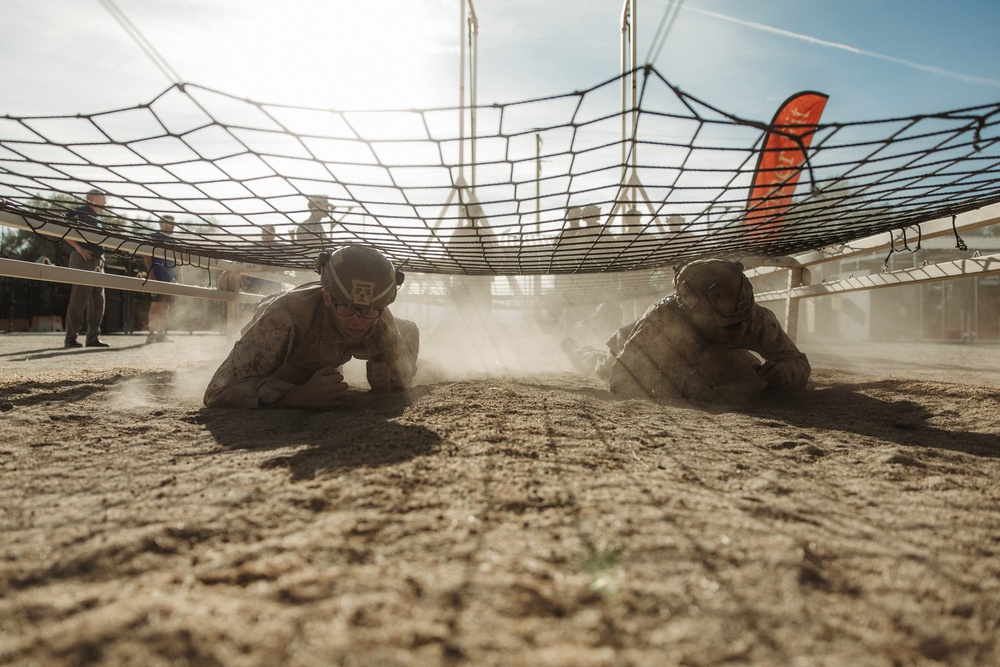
[3,0,999,124]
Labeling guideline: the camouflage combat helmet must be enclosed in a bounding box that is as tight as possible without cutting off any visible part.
[674,258,754,321]
[316,245,403,311]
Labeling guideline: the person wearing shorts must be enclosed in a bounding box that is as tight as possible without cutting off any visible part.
[144,215,178,343]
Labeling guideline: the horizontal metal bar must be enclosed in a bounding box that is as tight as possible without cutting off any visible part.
[756,252,1000,301]
[0,257,261,303]
[0,209,302,280]
[789,202,1000,267]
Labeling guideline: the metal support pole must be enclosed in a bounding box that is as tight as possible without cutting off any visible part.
[620,0,639,207]
[629,0,638,210]
[459,0,478,189]
[617,0,647,227]
[536,133,542,233]
[459,0,466,181]
[785,265,803,341]
[620,1,630,185]
[468,1,478,189]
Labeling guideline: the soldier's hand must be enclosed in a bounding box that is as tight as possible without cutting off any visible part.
[275,367,348,409]
[756,360,793,389]
[366,360,392,392]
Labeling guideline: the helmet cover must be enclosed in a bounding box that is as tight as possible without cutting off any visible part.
[317,245,401,311]
[675,259,754,321]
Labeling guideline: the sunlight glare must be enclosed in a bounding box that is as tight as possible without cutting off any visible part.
[258,0,456,112]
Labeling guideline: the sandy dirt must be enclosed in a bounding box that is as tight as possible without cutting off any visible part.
[1,331,998,666]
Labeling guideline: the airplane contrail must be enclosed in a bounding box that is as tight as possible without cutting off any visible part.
[686,6,1000,89]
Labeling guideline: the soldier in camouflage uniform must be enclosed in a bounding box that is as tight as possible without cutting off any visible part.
[564,258,810,405]
[204,245,419,409]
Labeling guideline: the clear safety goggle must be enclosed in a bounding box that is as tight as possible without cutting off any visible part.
[332,303,382,321]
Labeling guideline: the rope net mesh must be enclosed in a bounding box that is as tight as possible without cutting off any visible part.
[1,66,999,292]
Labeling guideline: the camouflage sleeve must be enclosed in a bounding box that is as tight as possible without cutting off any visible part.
[746,306,811,390]
[382,314,419,389]
[203,308,297,408]
[608,313,693,399]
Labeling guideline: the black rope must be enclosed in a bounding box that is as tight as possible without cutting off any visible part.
[952,215,968,252]
[0,68,996,287]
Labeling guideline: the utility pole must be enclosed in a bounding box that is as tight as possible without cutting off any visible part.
[614,0,659,233]
[438,0,481,227]
[459,0,478,189]
[536,133,542,234]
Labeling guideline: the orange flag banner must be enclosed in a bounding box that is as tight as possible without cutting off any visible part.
[746,91,829,240]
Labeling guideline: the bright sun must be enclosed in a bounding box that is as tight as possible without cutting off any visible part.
[253,0,459,111]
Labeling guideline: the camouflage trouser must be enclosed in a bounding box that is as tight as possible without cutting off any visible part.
[566,345,615,380]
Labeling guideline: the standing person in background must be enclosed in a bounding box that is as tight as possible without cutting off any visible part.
[555,205,596,329]
[243,224,285,296]
[63,189,110,349]
[144,215,178,343]
[261,224,278,245]
[292,195,334,243]
[447,206,494,315]
[555,206,586,261]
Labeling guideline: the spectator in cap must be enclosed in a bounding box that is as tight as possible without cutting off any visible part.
[292,195,335,243]
[554,205,592,327]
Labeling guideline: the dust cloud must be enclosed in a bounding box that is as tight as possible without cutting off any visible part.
[418,304,573,381]
[392,272,657,384]
[116,287,1000,402]
[108,275,647,399]
[109,363,226,410]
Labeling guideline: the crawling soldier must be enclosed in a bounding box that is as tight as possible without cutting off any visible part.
[564,258,810,405]
[204,245,418,409]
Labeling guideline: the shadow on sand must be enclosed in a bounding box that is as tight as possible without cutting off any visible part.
[745,378,1000,459]
[197,389,441,480]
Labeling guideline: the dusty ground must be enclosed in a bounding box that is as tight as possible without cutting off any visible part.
[0,331,998,666]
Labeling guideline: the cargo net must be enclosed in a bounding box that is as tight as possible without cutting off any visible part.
[2,66,999,291]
